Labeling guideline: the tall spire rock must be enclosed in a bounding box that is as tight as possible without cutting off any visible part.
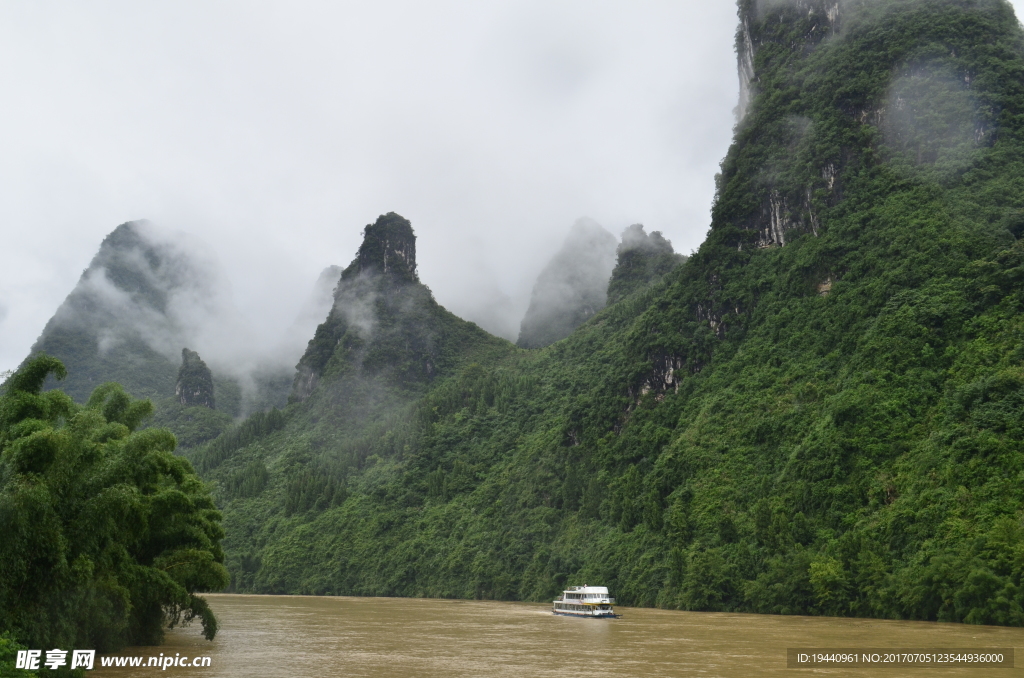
[346,212,418,284]
[292,212,489,402]
[175,348,215,408]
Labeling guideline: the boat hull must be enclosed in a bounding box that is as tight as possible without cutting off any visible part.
[552,610,618,618]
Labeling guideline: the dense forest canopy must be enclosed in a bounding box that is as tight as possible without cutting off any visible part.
[0,356,228,666]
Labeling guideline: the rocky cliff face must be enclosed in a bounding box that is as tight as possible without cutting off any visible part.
[729,0,855,254]
[731,0,999,256]
[516,218,618,349]
[638,0,1013,396]
[736,0,842,121]
[175,348,215,408]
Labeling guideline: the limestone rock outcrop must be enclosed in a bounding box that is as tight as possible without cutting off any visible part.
[175,348,215,408]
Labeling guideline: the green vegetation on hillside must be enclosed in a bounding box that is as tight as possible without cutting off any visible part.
[0,356,227,665]
[184,0,1024,627]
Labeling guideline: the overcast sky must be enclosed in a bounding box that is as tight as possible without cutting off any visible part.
[2,1,1022,375]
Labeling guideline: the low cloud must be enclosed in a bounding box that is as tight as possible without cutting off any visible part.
[333,270,381,339]
[880,62,987,176]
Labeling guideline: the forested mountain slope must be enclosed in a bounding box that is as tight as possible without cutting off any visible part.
[193,0,1024,625]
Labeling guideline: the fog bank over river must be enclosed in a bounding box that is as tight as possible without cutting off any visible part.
[93,594,1024,677]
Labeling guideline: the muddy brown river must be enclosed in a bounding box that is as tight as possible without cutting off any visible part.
[90,594,1024,677]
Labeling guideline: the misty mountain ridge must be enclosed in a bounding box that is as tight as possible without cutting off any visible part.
[287,213,684,406]
[516,217,617,349]
[607,224,686,305]
[30,220,222,403]
[19,210,662,448]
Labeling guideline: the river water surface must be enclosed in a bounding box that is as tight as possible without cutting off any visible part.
[92,594,1024,677]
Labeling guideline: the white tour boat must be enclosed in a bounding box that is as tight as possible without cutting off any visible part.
[552,585,617,618]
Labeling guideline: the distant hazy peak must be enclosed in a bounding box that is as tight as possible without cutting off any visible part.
[516,217,618,349]
[86,219,178,313]
[569,215,616,240]
[24,219,225,403]
[343,212,418,284]
[100,219,149,250]
[66,218,220,321]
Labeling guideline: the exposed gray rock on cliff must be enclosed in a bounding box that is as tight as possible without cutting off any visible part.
[736,0,842,121]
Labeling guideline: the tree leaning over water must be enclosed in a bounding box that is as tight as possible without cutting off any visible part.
[0,355,228,656]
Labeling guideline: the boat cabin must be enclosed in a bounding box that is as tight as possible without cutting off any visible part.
[552,585,617,618]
